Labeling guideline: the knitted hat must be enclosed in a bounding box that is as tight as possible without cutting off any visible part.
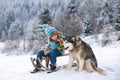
[40,24,57,38]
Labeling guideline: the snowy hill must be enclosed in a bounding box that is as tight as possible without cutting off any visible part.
[0,41,120,80]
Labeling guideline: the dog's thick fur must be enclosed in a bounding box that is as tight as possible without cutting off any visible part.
[63,36,106,75]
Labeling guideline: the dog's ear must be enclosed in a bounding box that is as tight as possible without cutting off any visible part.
[71,36,76,41]
[76,37,79,41]
[77,37,81,41]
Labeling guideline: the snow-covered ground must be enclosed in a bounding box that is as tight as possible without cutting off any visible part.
[0,41,120,80]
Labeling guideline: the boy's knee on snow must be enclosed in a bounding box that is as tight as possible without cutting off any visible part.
[37,50,44,58]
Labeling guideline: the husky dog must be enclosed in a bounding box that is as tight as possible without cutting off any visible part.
[63,36,106,75]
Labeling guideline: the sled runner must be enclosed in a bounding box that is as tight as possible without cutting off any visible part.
[30,57,47,73]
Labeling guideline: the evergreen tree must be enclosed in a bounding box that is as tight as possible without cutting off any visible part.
[114,2,120,31]
[6,10,15,29]
[55,0,83,36]
[8,19,23,40]
[31,7,52,46]
[100,0,120,31]
[39,8,52,24]
[37,7,52,45]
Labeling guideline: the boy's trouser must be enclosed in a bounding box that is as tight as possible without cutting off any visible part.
[36,49,62,65]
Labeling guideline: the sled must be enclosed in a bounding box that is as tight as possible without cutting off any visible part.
[30,53,69,69]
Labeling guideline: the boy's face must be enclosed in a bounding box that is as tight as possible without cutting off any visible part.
[51,34,57,40]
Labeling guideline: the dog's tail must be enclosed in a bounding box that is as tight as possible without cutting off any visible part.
[91,60,107,75]
[96,67,107,75]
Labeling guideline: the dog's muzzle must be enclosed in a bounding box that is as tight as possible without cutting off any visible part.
[64,46,69,50]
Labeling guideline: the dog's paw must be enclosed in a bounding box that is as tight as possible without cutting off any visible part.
[64,68,69,70]
[75,68,83,72]
[65,67,71,70]
[63,65,67,69]
[75,68,79,71]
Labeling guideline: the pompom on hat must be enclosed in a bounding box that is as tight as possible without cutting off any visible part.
[39,24,57,38]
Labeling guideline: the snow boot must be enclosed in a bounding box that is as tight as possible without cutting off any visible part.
[30,68,39,73]
[50,64,56,71]
[47,64,57,73]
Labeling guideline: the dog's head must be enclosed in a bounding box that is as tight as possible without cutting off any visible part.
[63,36,82,51]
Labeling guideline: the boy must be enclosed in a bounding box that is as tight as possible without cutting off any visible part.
[31,24,64,73]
